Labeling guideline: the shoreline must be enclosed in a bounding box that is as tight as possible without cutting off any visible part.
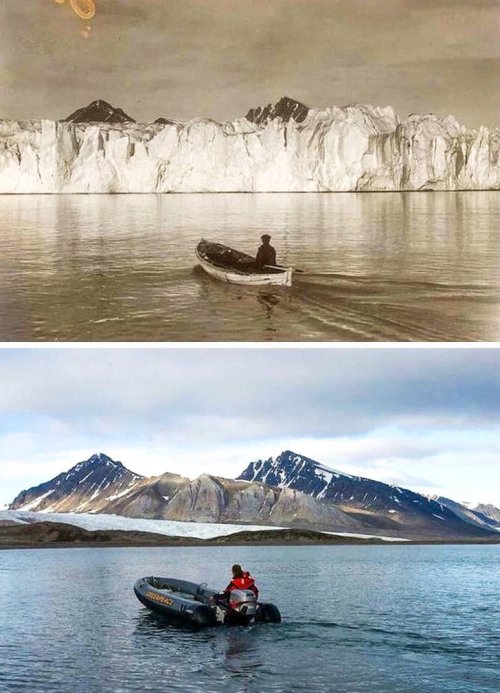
[3,540,500,551]
[1,525,498,551]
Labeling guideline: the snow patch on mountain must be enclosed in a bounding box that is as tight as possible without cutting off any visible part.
[9,452,144,514]
[238,451,497,538]
[19,490,55,511]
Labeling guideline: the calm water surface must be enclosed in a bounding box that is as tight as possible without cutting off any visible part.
[0,545,499,692]
[0,193,499,341]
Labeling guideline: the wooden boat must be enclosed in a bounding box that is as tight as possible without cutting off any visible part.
[196,239,293,287]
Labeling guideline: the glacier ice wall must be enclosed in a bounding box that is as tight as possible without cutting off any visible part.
[0,105,498,192]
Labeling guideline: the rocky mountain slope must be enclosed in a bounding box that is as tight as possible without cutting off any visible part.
[238,451,497,538]
[9,453,143,513]
[9,453,365,534]
[431,496,500,531]
[468,503,500,528]
[1,97,498,193]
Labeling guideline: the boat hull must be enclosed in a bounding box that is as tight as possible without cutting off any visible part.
[196,241,293,287]
[134,577,218,626]
[134,576,281,628]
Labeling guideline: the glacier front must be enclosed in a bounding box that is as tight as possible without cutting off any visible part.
[0,102,499,193]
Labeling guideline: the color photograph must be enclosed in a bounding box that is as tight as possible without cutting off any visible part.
[0,347,499,692]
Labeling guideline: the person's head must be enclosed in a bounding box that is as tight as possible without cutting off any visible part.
[261,234,271,245]
[232,564,244,578]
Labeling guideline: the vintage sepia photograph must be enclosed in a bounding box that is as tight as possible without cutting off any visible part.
[0,0,499,341]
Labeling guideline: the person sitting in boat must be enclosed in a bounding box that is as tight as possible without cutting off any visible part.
[256,234,277,269]
[217,564,259,601]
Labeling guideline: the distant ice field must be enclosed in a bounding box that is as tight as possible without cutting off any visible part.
[0,510,408,542]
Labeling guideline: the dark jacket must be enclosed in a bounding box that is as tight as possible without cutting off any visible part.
[256,244,277,268]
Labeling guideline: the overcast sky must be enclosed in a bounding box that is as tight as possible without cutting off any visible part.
[0,0,499,126]
[0,347,499,507]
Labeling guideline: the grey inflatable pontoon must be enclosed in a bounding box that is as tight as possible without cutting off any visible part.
[134,576,281,627]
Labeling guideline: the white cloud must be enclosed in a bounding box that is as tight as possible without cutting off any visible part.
[1,348,499,507]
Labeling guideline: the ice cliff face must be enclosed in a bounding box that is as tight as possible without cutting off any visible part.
[1,98,498,192]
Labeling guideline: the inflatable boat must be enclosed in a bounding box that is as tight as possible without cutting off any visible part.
[134,576,281,627]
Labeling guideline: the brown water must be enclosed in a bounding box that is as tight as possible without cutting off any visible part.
[0,192,499,341]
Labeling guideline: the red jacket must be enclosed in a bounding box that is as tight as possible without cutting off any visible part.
[224,572,259,599]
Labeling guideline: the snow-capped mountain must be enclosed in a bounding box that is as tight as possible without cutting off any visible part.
[0,97,498,192]
[64,99,135,124]
[8,453,365,533]
[9,453,144,513]
[9,451,497,539]
[238,451,494,537]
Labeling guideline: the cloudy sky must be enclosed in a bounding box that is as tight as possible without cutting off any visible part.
[0,347,499,507]
[0,0,499,126]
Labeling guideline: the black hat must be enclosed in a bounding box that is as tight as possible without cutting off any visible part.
[261,234,271,241]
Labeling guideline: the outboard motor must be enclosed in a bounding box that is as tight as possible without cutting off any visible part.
[227,589,257,625]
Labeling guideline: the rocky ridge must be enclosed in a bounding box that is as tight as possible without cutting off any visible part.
[9,453,365,534]
[238,451,497,538]
[9,452,499,540]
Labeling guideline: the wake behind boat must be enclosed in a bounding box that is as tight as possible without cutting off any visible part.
[134,576,281,627]
[196,239,293,287]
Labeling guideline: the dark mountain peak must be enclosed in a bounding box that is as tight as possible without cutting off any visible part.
[245,96,310,125]
[238,450,496,538]
[63,100,136,124]
[154,117,174,125]
[71,452,124,473]
[277,449,333,468]
[238,450,349,492]
[85,452,119,465]
[9,453,142,513]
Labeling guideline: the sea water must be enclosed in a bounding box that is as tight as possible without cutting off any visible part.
[0,192,499,341]
[0,544,498,692]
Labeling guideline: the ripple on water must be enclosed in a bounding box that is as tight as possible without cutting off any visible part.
[0,192,499,341]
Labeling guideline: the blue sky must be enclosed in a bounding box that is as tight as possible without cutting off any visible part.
[0,347,499,507]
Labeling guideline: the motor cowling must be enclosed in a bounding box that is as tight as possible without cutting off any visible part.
[228,588,257,617]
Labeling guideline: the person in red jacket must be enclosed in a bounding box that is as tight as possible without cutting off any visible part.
[222,564,259,599]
